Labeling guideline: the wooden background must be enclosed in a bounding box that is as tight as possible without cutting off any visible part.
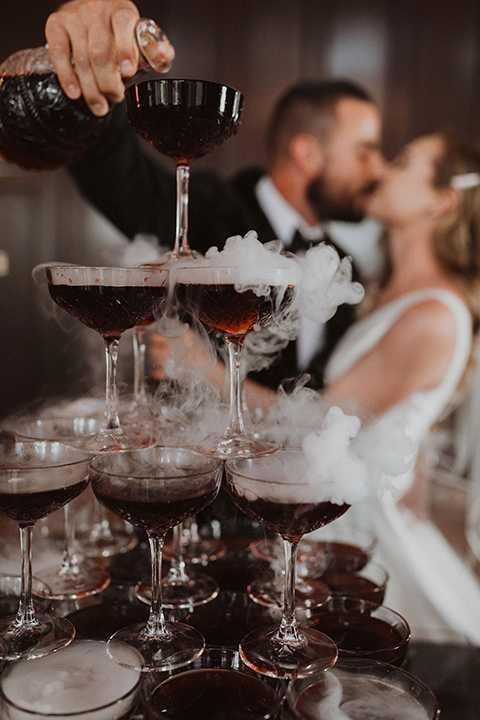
[1,0,480,418]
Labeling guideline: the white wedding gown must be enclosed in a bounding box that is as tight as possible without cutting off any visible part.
[320,288,480,644]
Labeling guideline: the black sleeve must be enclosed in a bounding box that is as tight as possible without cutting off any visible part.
[68,102,250,253]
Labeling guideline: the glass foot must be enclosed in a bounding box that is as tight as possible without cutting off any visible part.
[239,624,338,679]
[107,621,205,672]
[77,520,139,558]
[77,426,156,453]
[0,613,75,661]
[162,538,227,565]
[248,576,331,611]
[249,538,283,562]
[135,572,220,608]
[38,562,111,601]
[194,434,280,460]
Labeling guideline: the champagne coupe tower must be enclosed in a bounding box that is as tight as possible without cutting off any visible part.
[125,78,244,258]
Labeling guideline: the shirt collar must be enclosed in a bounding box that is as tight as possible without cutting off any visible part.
[254,175,325,247]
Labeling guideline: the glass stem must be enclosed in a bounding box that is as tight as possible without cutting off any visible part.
[60,503,79,573]
[103,337,121,431]
[165,524,190,583]
[277,538,301,644]
[174,163,191,257]
[132,325,148,406]
[226,338,246,437]
[145,532,168,638]
[90,500,113,541]
[15,524,37,628]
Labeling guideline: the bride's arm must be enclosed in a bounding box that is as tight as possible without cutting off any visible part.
[324,299,460,416]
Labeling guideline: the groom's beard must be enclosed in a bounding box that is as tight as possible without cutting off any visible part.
[307,172,379,223]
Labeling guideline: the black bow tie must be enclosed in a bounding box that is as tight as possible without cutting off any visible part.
[289,229,324,254]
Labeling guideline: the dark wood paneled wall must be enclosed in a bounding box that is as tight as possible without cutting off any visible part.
[2,0,480,168]
[135,0,480,167]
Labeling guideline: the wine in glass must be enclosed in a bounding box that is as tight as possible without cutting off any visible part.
[141,646,285,720]
[44,265,168,452]
[11,416,111,600]
[174,264,297,458]
[287,658,440,720]
[0,439,90,661]
[125,78,244,258]
[225,449,351,679]
[88,446,223,672]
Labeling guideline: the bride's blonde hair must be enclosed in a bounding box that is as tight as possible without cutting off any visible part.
[433,132,480,327]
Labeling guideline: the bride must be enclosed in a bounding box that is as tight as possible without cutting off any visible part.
[321,131,480,642]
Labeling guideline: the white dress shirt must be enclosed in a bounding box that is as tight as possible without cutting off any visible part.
[254,175,326,371]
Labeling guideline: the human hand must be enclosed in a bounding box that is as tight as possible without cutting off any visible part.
[150,331,171,381]
[150,328,226,387]
[45,0,141,116]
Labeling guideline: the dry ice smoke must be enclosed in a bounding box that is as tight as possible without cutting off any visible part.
[201,230,302,289]
[262,394,416,505]
[242,240,364,374]
[301,406,415,504]
[294,243,364,322]
[169,230,363,377]
[302,669,431,720]
[0,639,140,715]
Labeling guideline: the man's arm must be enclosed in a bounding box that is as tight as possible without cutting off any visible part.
[69,101,177,241]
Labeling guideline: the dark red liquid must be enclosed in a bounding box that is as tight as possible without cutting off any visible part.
[125,79,244,164]
[144,668,279,720]
[308,612,408,665]
[46,282,167,339]
[90,474,219,536]
[315,541,370,572]
[321,571,385,606]
[0,475,88,525]
[175,283,295,341]
[0,72,109,171]
[227,484,349,542]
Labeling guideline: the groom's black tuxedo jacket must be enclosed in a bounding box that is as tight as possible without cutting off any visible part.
[69,103,360,390]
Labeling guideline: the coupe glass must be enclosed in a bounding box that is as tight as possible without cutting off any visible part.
[44,265,168,452]
[287,658,440,720]
[174,264,297,458]
[125,78,244,259]
[320,560,389,608]
[141,646,285,720]
[306,597,411,666]
[0,639,141,720]
[300,523,378,573]
[0,439,90,660]
[11,416,111,600]
[88,446,223,671]
[225,449,351,679]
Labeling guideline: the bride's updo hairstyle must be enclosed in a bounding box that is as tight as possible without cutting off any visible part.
[433,133,480,322]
